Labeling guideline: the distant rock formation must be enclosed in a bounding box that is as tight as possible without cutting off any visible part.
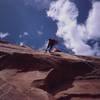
[0,40,100,100]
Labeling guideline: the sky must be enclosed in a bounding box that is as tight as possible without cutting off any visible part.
[0,0,100,56]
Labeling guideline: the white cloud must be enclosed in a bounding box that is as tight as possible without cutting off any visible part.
[19,42,24,46]
[0,32,9,39]
[19,32,29,38]
[24,0,51,10]
[37,31,43,35]
[47,0,100,56]
[93,42,100,56]
[86,2,100,39]
[23,32,29,36]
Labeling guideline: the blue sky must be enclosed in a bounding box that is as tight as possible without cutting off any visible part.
[71,0,92,24]
[0,0,57,48]
[0,0,100,56]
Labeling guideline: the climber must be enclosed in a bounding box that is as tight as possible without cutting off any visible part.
[45,38,58,53]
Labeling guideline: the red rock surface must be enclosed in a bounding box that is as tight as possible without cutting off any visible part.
[0,41,100,100]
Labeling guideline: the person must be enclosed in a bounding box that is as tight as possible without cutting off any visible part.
[45,38,58,53]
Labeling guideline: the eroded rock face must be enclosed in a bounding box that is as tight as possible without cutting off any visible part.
[0,78,28,100]
[0,41,100,100]
[0,79,55,100]
[0,78,55,100]
[41,61,93,94]
[24,88,56,100]
[0,53,54,71]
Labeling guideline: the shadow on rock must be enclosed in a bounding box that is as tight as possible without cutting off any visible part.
[39,61,93,94]
[0,53,55,72]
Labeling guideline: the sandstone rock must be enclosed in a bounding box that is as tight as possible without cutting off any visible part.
[0,41,100,100]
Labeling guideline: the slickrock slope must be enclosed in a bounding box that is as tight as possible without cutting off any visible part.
[0,41,100,100]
